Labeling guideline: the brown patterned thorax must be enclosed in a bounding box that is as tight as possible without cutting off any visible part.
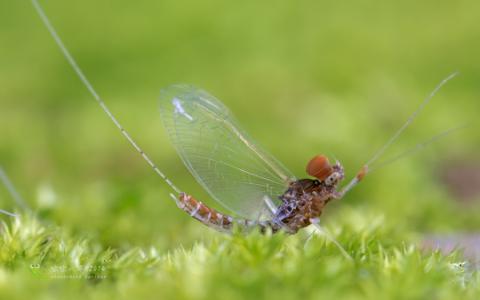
[273,178,338,233]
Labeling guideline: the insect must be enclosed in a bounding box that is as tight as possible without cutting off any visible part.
[31,0,462,236]
[159,85,357,234]
[158,82,458,234]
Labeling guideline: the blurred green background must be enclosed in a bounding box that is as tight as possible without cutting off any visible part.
[1,0,479,254]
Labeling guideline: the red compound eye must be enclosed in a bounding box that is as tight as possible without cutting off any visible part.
[306,155,333,181]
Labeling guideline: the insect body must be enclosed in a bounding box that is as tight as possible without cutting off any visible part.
[177,174,342,234]
[160,85,350,233]
[274,162,344,233]
[158,78,458,234]
[31,0,460,237]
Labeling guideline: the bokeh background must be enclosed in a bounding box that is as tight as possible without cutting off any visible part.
[1,0,479,260]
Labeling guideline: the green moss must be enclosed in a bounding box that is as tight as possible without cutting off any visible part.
[0,211,478,300]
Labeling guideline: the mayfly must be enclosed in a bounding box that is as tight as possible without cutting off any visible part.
[31,1,462,235]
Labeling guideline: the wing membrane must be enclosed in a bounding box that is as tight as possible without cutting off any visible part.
[159,85,295,219]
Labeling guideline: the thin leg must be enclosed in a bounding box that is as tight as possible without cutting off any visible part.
[338,176,361,198]
[310,219,352,260]
[303,230,316,249]
[338,73,459,199]
[263,196,278,215]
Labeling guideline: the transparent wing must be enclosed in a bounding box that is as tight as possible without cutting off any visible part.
[159,85,296,219]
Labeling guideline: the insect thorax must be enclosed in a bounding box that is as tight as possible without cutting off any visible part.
[273,179,338,233]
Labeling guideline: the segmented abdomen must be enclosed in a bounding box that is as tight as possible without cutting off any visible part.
[176,193,279,233]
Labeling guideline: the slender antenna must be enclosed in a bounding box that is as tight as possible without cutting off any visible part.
[31,0,181,194]
[0,166,29,211]
[339,72,459,197]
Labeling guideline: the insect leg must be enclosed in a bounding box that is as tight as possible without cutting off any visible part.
[310,219,352,260]
[338,165,368,197]
[364,72,458,169]
[339,124,466,197]
[368,123,468,173]
[263,195,278,215]
[339,72,459,197]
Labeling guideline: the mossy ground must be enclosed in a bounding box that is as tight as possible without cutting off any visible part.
[0,209,478,300]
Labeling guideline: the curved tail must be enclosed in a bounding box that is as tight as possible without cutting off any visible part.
[31,0,181,194]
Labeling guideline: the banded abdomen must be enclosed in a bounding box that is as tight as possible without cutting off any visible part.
[176,193,280,233]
